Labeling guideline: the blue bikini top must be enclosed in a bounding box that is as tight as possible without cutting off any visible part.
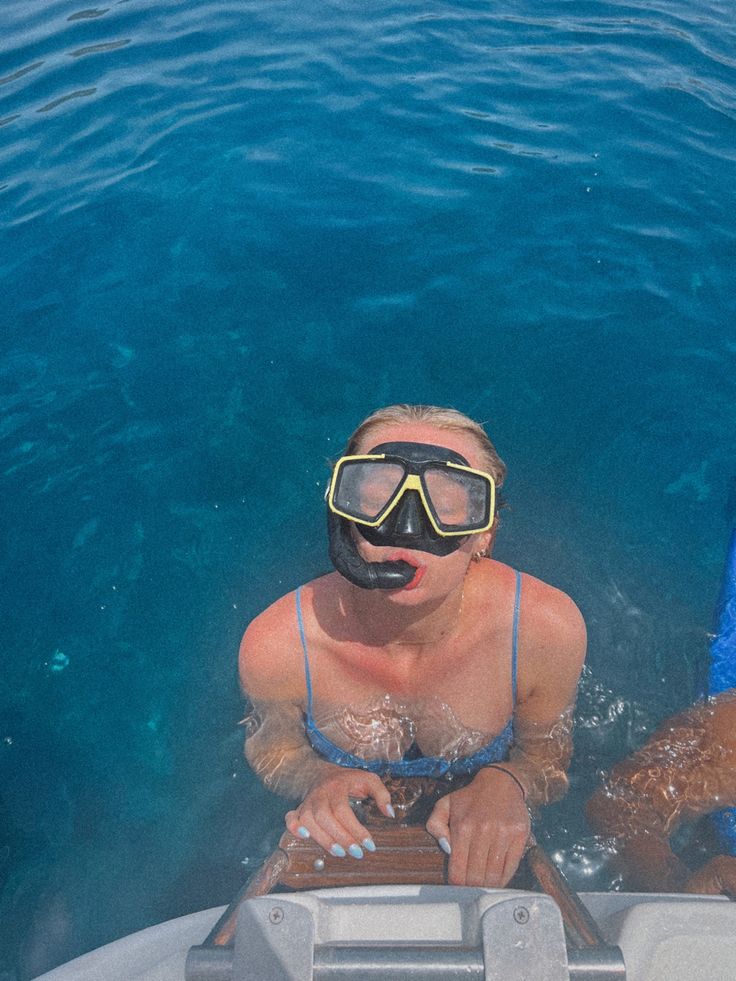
[296,570,521,779]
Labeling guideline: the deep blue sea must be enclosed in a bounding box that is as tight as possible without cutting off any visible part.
[1,0,735,975]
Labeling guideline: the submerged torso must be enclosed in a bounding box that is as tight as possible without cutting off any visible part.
[295,570,521,778]
[310,692,503,760]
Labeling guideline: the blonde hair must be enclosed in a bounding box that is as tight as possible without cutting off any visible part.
[346,404,507,489]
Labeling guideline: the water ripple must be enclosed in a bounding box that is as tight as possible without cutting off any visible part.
[0,60,45,87]
[68,7,113,21]
[37,86,97,112]
[70,38,131,57]
[0,0,732,224]
[0,4,735,964]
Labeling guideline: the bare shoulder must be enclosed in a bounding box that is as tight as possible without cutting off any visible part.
[238,581,319,701]
[481,561,586,713]
[239,573,341,701]
[517,570,587,664]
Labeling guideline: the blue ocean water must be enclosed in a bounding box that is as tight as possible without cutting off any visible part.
[1,0,735,974]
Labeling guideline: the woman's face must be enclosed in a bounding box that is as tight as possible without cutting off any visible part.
[351,422,494,600]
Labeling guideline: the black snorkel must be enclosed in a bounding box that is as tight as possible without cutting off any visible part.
[327,510,415,589]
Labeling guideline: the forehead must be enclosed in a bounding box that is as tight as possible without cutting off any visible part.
[354,422,484,468]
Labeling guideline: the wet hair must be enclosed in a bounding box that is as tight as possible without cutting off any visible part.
[346,404,507,489]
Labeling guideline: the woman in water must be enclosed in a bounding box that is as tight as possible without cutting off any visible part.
[240,404,586,887]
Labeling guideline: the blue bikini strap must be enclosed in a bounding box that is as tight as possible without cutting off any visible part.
[298,574,521,718]
[511,570,522,704]
[295,586,314,715]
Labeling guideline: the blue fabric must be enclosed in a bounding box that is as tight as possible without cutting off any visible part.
[296,572,521,778]
[708,529,736,696]
[707,530,736,856]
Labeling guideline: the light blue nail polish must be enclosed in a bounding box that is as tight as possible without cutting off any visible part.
[386,804,396,819]
[330,843,347,858]
[297,826,310,839]
[348,844,364,859]
[362,838,376,852]
[438,836,452,855]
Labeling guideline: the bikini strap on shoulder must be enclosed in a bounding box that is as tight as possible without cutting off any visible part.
[511,570,522,704]
[295,586,314,711]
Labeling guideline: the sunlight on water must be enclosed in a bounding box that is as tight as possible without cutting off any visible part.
[1,0,735,974]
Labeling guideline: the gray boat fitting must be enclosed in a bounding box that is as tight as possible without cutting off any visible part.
[34,884,736,981]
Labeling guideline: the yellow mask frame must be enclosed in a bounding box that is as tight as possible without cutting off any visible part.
[327,453,496,537]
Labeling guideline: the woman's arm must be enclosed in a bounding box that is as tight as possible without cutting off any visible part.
[239,597,394,857]
[243,698,340,800]
[426,580,587,887]
[507,708,575,809]
[586,698,736,892]
[239,598,326,798]
[503,579,587,807]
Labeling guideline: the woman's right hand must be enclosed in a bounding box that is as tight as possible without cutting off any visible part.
[285,769,394,859]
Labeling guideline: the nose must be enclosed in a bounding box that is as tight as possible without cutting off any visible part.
[392,491,429,537]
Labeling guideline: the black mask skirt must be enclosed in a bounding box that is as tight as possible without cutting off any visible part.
[327,441,472,590]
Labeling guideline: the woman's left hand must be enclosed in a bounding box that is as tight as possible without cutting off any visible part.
[425,766,530,886]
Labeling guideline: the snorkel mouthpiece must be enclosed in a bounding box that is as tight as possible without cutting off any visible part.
[327,511,415,590]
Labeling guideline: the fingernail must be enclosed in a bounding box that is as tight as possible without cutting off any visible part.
[386,804,396,819]
[348,844,364,859]
[330,843,347,858]
[362,837,376,852]
[438,837,452,855]
[297,826,310,839]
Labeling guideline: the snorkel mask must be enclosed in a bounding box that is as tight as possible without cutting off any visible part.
[327,441,496,590]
